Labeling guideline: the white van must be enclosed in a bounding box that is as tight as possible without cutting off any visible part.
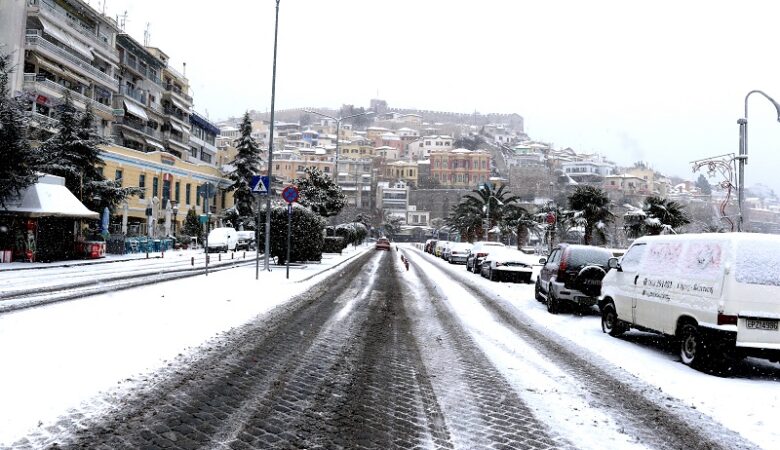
[206,227,238,253]
[600,233,780,372]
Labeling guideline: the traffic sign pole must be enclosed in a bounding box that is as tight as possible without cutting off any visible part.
[281,186,299,280]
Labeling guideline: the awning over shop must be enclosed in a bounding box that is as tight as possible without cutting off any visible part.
[145,139,165,151]
[1,174,99,218]
[167,121,183,133]
[123,100,149,121]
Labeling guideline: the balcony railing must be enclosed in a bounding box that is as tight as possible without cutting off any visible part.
[26,111,60,131]
[121,56,162,85]
[115,119,161,139]
[118,86,146,104]
[163,107,189,123]
[164,83,193,102]
[23,74,114,116]
[165,132,188,145]
[25,35,116,87]
[31,0,115,52]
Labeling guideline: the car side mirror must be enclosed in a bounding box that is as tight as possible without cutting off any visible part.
[539,257,547,264]
[608,257,621,271]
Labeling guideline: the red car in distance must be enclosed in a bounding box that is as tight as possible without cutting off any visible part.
[375,237,391,251]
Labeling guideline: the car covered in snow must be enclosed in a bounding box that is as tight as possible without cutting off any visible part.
[535,244,613,314]
[479,248,540,283]
[446,242,473,264]
[600,232,780,372]
[236,231,255,250]
[466,241,506,274]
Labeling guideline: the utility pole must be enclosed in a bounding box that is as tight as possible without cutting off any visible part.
[263,0,281,272]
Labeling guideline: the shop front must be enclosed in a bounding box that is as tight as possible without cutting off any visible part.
[0,174,100,262]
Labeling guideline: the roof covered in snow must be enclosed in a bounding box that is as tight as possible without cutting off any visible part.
[0,174,99,218]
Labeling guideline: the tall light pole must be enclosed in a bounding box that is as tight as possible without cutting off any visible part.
[737,90,780,232]
[482,183,502,241]
[262,0,281,274]
[304,109,374,181]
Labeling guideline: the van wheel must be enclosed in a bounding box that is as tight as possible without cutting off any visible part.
[547,287,559,314]
[601,302,625,337]
[679,323,707,369]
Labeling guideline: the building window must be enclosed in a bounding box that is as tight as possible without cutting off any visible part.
[138,174,145,199]
[196,185,201,206]
[175,181,180,203]
[162,178,171,203]
[190,147,198,158]
[221,190,226,209]
[186,183,191,205]
[153,177,159,198]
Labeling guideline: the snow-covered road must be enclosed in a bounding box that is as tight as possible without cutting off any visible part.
[0,243,776,449]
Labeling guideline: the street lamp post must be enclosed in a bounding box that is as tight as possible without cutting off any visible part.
[262,0,281,275]
[737,90,780,232]
[482,184,503,242]
[304,109,374,181]
[172,203,179,236]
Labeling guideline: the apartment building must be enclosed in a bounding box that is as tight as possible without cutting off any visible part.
[383,161,419,187]
[429,148,491,189]
[337,158,373,208]
[407,135,454,161]
[0,0,121,140]
[272,148,334,183]
[0,0,234,236]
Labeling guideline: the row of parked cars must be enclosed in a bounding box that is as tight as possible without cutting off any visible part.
[424,239,545,283]
[425,233,780,374]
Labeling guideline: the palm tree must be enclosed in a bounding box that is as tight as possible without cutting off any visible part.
[568,186,613,245]
[466,184,517,239]
[446,201,483,242]
[643,196,690,235]
[501,203,539,248]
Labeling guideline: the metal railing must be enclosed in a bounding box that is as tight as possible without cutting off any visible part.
[119,86,146,104]
[115,119,161,139]
[121,56,162,85]
[32,0,115,52]
[22,74,113,116]
[26,111,59,131]
[24,35,116,87]
[164,83,193,102]
[165,132,188,145]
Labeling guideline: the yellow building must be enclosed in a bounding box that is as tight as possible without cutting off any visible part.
[100,144,234,235]
[384,161,419,186]
[271,149,335,183]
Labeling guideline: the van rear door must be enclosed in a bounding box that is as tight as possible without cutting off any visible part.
[612,243,646,324]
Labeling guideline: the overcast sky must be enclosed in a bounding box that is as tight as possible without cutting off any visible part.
[100,0,780,192]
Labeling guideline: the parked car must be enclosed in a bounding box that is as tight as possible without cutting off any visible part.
[535,243,613,314]
[479,248,539,283]
[424,239,437,254]
[447,242,473,264]
[206,227,238,253]
[442,242,458,261]
[434,240,450,258]
[466,241,506,274]
[236,230,255,250]
[600,232,780,372]
[375,237,391,251]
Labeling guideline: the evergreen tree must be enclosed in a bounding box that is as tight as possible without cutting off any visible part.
[228,112,262,219]
[695,174,712,196]
[294,167,346,217]
[0,50,37,208]
[568,185,613,245]
[183,207,202,238]
[36,94,140,211]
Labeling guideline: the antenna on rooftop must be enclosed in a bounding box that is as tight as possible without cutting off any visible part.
[117,10,127,30]
[182,62,187,77]
[144,23,151,46]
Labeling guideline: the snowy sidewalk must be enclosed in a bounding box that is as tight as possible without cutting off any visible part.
[0,243,372,445]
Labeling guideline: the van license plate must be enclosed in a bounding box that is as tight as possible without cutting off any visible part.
[746,319,779,331]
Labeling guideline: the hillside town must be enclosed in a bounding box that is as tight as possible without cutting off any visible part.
[2,0,780,262]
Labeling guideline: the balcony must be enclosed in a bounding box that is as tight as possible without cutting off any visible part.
[121,56,162,85]
[118,86,146,105]
[115,119,161,140]
[25,35,116,88]
[164,83,193,103]
[26,111,59,132]
[22,74,114,116]
[30,0,115,54]
[163,107,189,123]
